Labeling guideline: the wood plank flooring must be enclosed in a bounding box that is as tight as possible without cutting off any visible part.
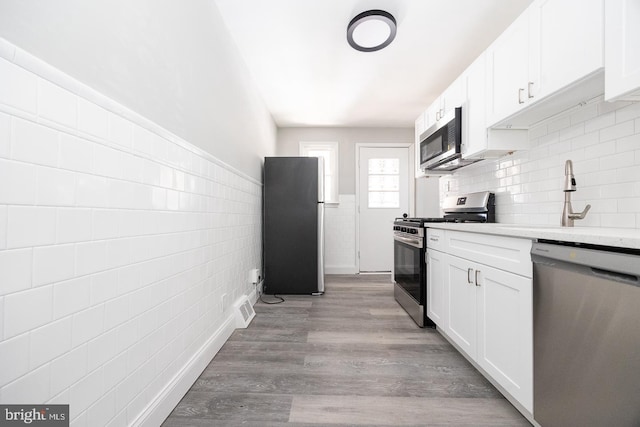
[162,274,530,426]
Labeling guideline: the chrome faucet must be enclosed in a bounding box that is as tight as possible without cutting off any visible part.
[562,160,591,227]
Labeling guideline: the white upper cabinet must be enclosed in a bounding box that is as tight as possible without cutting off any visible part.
[485,9,533,126]
[605,0,640,101]
[426,78,464,130]
[487,0,604,128]
[462,53,529,159]
[534,0,604,98]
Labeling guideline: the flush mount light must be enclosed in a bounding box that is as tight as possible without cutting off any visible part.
[347,9,397,52]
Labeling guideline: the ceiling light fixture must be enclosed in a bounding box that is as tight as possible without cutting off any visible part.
[347,9,397,52]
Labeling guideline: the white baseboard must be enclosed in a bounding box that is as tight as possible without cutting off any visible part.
[325,265,358,274]
[132,314,236,427]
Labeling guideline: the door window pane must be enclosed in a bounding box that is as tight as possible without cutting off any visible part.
[368,158,399,175]
[368,158,400,208]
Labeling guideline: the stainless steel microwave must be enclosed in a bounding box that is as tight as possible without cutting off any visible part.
[419,106,480,172]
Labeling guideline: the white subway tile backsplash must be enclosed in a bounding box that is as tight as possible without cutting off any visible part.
[76,174,109,208]
[87,328,117,372]
[50,344,88,397]
[90,270,118,305]
[0,333,30,385]
[0,297,3,340]
[618,197,640,213]
[59,134,93,173]
[53,277,91,319]
[57,208,92,244]
[33,244,76,287]
[616,165,640,183]
[133,126,155,156]
[615,101,640,123]
[12,118,59,167]
[601,213,636,228]
[445,97,640,229]
[104,295,131,331]
[69,367,104,418]
[0,58,37,114]
[93,144,123,179]
[584,111,615,133]
[92,209,120,240]
[38,79,77,128]
[0,363,50,404]
[0,248,32,295]
[0,159,37,205]
[0,112,10,158]
[599,120,634,142]
[36,166,77,206]
[108,114,133,149]
[3,285,53,339]
[7,206,57,248]
[71,304,105,347]
[87,390,116,427]
[78,98,108,139]
[75,241,108,277]
[1,40,263,425]
[29,316,72,369]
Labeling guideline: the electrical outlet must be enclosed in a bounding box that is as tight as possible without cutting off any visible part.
[249,268,261,284]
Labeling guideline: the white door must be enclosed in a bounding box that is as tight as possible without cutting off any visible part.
[358,146,410,272]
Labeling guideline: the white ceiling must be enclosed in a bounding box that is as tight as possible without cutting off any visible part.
[213,0,533,128]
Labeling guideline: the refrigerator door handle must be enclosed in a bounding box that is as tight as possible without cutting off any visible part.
[317,156,325,203]
[317,202,325,294]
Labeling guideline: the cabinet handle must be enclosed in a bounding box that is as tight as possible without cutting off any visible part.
[518,88,525,104]
[467,268,474,284]
[475,270,481,286]
[528,82,534,99]
[429,237,439,242]
[436,111,440,121]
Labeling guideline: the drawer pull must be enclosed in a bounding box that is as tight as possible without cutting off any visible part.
[467,268,474,284]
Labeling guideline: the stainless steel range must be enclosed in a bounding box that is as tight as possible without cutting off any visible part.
[393,191,495,327]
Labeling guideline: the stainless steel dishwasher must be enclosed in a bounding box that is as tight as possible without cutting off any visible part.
[531,241,640,427]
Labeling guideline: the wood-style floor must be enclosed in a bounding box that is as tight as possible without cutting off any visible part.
[163,274,530,426]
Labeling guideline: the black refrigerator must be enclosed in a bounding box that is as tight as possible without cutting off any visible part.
[264,157,325,294]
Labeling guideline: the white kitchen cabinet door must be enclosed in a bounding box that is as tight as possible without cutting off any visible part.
[605,0,640,101]
[486,9,532,126]
[535,0,604,99]
[415,112,427,178]
[426,249,447,329]
[440,78,464,119]
[425,100,441,130]
[462,54,488,159]
[476,264,533,413]
[445,254,478,359]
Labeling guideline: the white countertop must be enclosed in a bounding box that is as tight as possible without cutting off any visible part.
[424,223,640,250]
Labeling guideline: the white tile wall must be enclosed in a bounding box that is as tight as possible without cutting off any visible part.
[0,43,262,425]
[440,97,640,228]
[324,195,357,274]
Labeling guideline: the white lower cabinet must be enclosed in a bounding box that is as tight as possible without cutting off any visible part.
[426,229,533,414]
[475,259,532,413]
[426,248,447,329]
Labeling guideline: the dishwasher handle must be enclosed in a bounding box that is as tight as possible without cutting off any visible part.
[591,267,639,285]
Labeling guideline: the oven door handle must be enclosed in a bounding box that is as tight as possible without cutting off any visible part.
[394,235,423,249]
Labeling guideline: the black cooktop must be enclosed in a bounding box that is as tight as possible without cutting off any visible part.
[394,215,490,225]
